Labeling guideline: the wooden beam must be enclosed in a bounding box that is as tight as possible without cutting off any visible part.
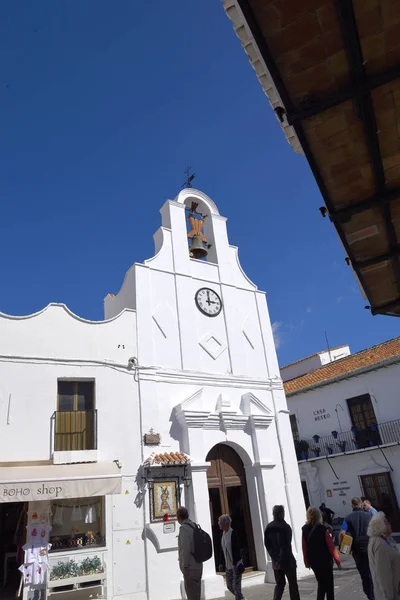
[329,189,400,222]
[287,65,400,125]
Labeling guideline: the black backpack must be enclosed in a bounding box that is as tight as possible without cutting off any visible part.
[188,522,213,563]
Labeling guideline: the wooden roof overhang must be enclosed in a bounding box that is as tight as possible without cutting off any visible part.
[224,0,400,316]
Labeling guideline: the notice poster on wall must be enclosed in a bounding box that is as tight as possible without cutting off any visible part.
[332,481,350,496]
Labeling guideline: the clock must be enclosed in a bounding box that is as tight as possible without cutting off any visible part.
[195,288,222,317]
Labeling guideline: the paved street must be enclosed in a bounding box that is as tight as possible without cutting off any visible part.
[217,553,364,599]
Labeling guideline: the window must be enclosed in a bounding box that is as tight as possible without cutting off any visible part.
[347,394,380,448]
[347,394,376,429]
[290,414,300,442]
[55,381,96,451]
[50,497,105,552]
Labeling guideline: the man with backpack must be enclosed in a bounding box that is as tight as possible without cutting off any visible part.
[339,497,374,600]
[177,506,212,600]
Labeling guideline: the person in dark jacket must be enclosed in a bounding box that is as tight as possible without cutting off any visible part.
[218,514,245,600]
[264,505,300,600]
[303,506,341,600]
[319,503,335,527]
[339,497,374,600]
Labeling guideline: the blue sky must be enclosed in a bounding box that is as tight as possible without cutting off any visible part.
[1,1,399,367]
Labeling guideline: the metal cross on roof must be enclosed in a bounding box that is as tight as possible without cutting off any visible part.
[182,166,195,188]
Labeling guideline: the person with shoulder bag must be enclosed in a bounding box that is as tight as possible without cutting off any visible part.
[302,507,341,600]
[177,506,212,600]
[218,514,246,600]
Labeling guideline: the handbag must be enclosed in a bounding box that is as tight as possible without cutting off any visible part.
[340,533,353,555]
[236,560,245,575]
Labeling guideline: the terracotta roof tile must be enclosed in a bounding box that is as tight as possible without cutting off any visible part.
[143,452,190,467]
[284,337,400,395]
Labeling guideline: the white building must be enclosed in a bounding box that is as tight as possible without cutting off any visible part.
[283,338,400,531]
[0,188,307,600]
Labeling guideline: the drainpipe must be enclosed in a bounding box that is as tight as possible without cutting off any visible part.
[275,408,298,553]
[132,360,150,600]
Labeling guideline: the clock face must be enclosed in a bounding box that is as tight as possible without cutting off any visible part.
[195,288,222,317]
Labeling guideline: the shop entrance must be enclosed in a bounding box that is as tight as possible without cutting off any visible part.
[0,502,26,599]
[206,444,257,571]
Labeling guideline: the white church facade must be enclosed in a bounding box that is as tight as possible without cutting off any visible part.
[0,189,307,600]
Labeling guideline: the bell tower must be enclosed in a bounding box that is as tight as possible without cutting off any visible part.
[104,188,307,597]
[105,188,280,381]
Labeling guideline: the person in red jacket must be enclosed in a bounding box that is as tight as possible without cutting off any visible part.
[302,506,341,600]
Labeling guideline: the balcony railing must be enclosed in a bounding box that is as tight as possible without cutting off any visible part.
[295,419,400,460]
[51,410,98,452]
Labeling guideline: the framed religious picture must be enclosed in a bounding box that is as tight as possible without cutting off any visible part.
[150,479,180,523]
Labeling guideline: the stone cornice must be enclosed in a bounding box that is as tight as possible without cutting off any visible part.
[249,415,274,429]
[190,462,211,472]
[203,414,221,430]
[175,409,210,429]
[250,461,276,470]
[220,412,248,431]
[175,408,273,433]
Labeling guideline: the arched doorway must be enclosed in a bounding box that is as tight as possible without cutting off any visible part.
[206,444,257,571]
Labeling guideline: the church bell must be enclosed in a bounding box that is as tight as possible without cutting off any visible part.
[189,235,208,259]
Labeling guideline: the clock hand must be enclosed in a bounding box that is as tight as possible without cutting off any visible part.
[206,291,211,305]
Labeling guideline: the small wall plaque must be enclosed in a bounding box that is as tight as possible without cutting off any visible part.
[144,429,161,446]
[163,522,176,534]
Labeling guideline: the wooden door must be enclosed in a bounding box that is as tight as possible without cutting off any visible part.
[360,472,400,530]
[206,444,257,571]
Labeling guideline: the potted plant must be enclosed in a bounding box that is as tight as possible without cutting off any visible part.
[337,440,347,453]
[313,447,321,457]
[297,440,309,460]
[331,430,338,439]
[312,434,320,444]
[370,423,378,432]
[326,445,333,455]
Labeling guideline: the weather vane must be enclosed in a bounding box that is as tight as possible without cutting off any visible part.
[182,166,196,189]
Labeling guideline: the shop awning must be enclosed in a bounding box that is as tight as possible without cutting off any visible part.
[0,461,122,503]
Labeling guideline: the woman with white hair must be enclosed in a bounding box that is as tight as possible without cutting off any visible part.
[218,514,245,600]
[367,511,400,600]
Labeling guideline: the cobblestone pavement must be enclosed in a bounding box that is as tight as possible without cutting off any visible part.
[217,553,365,599]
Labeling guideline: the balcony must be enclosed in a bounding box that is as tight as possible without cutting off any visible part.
[295,419,400,461]
[51,410,98,463]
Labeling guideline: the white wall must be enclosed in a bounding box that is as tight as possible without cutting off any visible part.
[0,304,139,469]
[299,445,400,520]
[287,361,400,441]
